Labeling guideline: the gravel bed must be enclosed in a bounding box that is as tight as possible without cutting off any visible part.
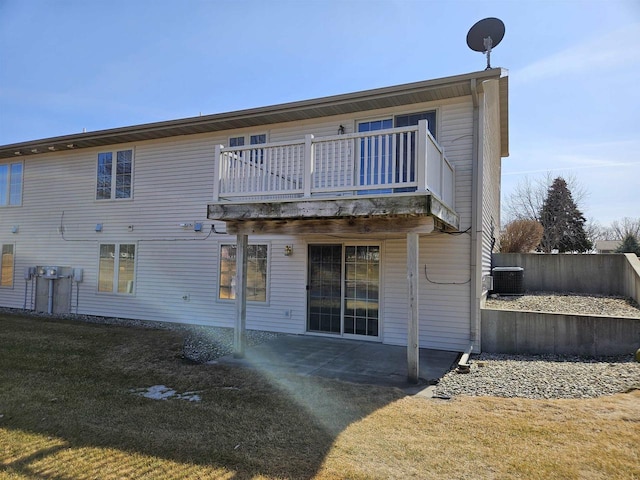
[485,292,640,318]
[181,326,282,363]
[0,307,282,364]
[435,353,640,399]
[438,293,640,399]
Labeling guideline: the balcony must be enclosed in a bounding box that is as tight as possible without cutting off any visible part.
[209,120,459,233]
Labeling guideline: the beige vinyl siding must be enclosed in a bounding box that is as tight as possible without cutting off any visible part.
[269,118,352,143]
[480,79,502,283]
[382,234,471,351]
[439,100,474,229]
[420,234,471,350]
[1,96,479,351]
[381,238,407,345]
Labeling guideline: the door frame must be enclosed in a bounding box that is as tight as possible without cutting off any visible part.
[305,241,384,342]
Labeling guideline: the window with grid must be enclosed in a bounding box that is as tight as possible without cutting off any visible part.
[0,162,23,206]
[228,134,266,163]
[219,244,268,302]
[96,149,133,200]
[98,243,136,294]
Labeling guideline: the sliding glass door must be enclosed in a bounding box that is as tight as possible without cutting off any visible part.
[307,244,380,338]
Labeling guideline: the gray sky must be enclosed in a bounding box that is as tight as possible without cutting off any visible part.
[1,0,638,226]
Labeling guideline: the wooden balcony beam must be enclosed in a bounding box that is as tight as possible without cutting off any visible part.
[208,194,459,232]
[223,215,435,236]
[210,194,429,220]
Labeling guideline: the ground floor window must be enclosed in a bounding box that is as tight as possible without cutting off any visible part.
[219,244,268,302]
[1,244,14,287]
[98,243,136,294]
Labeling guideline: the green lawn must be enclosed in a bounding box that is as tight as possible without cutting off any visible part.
[1,313,639,479]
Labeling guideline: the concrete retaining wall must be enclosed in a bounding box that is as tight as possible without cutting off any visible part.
[481,309,640,356]
[622,253,640,306]
[492,253,640,305]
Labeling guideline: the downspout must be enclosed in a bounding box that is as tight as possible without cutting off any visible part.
[469,78,481,348]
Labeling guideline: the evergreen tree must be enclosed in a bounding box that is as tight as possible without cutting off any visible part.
[539,177,592,253]
[615,233,640,256]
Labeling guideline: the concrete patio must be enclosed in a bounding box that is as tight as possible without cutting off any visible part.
[215,335,460,395]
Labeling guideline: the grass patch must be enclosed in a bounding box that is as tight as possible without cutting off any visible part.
[1,313,639,479]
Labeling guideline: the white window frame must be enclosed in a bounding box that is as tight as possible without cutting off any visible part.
[393,109,438,138]
[0,243,15,288]
[306,241,383,341]
[0,161,23,207]
[95,148,135,201]
[218,241,270,304]
[227,133,268,165]
[97,243,137,295]
[227,133,268,148]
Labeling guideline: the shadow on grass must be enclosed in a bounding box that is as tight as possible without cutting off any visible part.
[0,313,406,479]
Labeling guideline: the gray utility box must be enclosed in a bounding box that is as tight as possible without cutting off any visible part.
[492,266,524,295]
[35,266,73,314]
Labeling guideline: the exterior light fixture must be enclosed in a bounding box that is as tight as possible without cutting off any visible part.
[284,245,293,256]
[11,225,18,234]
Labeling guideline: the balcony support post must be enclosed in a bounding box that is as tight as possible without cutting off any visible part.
[233,233,248,358]
[303,134,314,198]
[416,119,428,193]
[407,232,420,383]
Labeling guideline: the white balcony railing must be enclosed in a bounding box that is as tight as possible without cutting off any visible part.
[212,119,455,208]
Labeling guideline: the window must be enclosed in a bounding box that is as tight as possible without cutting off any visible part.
[394,111,436,137]
[219,244,268,302]
[358,119,393,187]
[96,149,133,200]
[229,136,245,148]
[250,134,266,146]
[98,243,136,294]
[356,112,437,192]
[1,244,14,287]
[0,162,23,206]
[228,134,266,163]
[393,111,436,190]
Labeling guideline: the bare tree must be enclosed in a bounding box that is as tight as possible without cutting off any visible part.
[504,172,588,224]
[584,217,607,251]
[606,217,640,240]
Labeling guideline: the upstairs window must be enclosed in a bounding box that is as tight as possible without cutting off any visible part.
[0,162,23,206]
[395,111,437,137]
[96,149,133,200]
[229,136,245,148]
[228,134,266,163]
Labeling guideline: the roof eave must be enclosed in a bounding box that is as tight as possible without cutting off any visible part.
[1,68,508,159]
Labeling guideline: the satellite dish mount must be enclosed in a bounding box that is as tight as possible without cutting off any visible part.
[466,17,505,70]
